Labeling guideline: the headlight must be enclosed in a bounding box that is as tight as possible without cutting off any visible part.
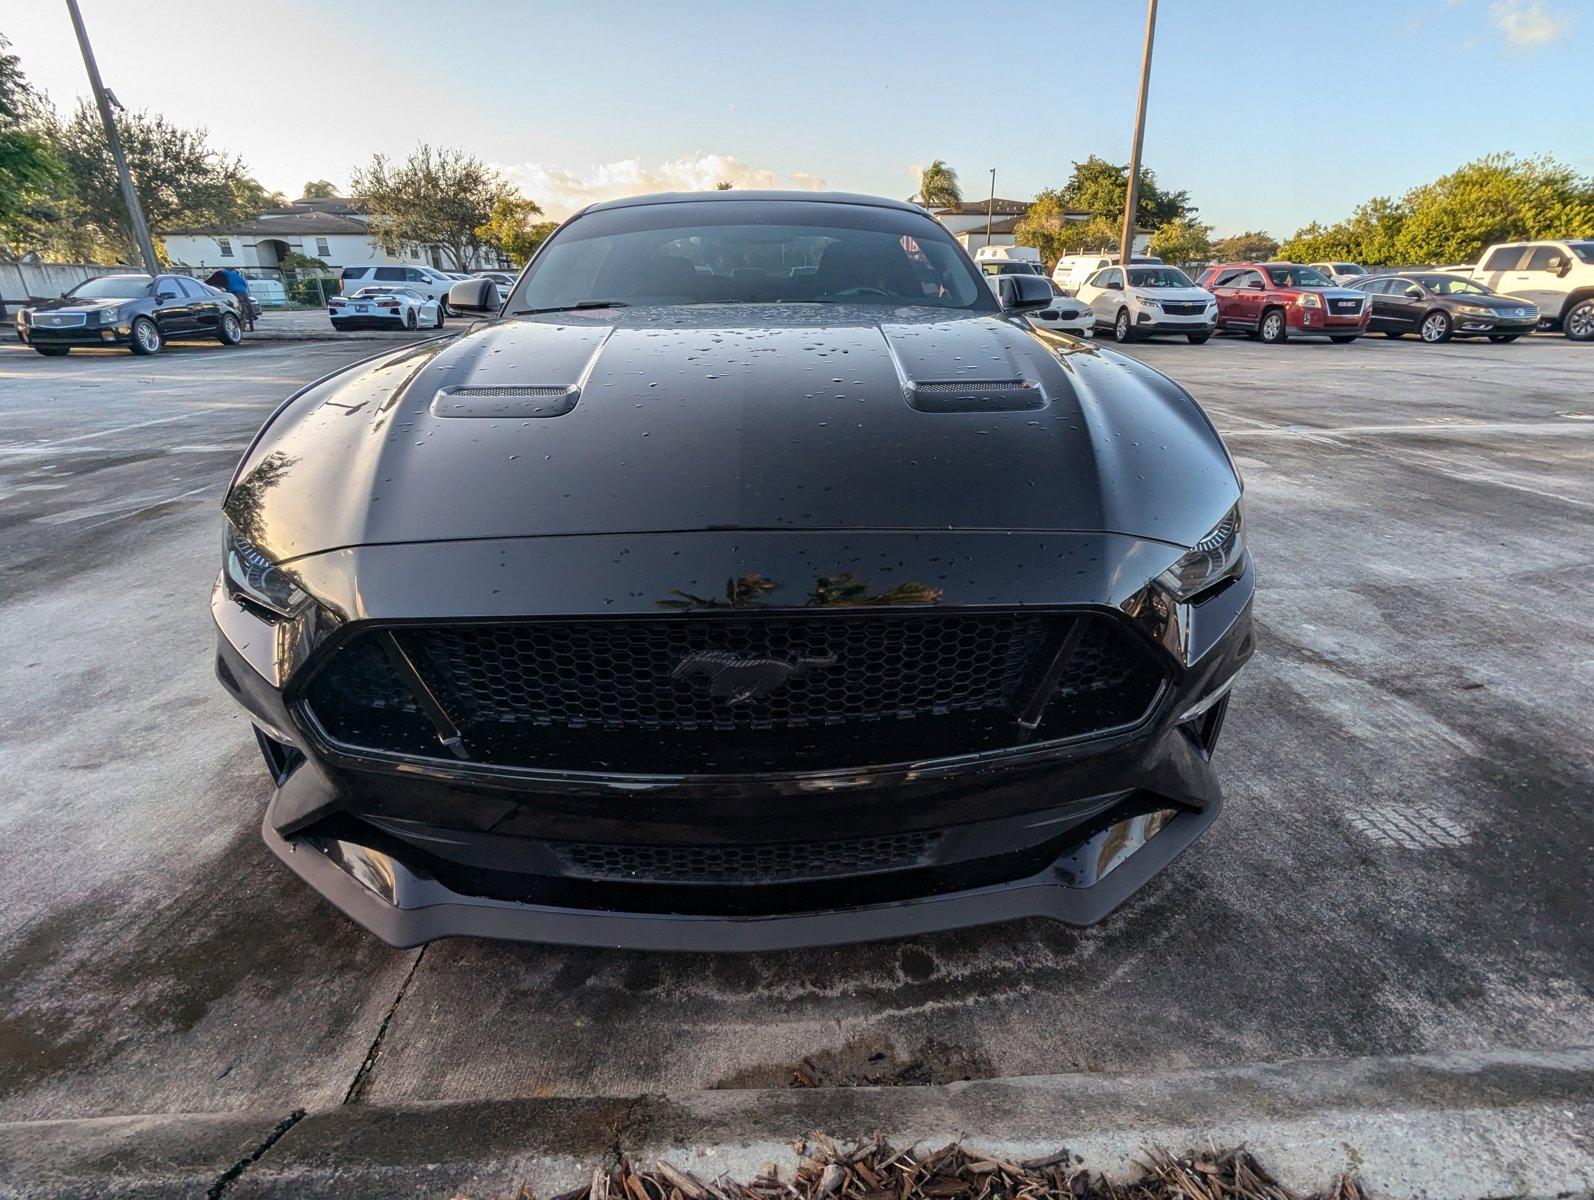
[1457,304,1493,316]
[1299,293,1322,309]
[224,526,307,616]
[1157,504,1245,601]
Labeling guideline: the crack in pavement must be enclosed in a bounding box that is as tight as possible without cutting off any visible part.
[342,945,429,1106]
[205,1107,306,1199]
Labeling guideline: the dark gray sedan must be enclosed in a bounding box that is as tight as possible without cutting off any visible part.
[15,273,245,356]
[1354,272,1539,343]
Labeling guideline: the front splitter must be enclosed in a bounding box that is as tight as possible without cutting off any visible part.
[262,793,1221,953]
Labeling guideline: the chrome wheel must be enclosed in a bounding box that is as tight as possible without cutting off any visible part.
[218,313,242,345]
[1566,301,1594,342]
[1114,309,1132,342]
[1260,311,1285,343]
[130,318,161,356]
[1420,312,1451,343]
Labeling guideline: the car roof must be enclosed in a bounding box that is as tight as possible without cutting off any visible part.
[577,190,923,217]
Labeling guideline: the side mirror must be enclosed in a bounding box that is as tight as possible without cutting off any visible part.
[156,290,178,300]
[1552,257,1571,277]
[447,277,499,315]
[998,273,1053,312]
[1247,279,1265,290]
[1404,286,1423,298]
[1105,280,1123,291]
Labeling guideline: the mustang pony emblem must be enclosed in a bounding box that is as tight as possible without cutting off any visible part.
[672,650,837,704]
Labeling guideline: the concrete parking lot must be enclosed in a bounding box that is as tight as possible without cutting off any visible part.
[0,331,1590,1187]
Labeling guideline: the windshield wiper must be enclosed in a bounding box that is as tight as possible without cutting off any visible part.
[511,300,631,315]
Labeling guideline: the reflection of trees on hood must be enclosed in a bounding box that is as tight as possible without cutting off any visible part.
[223,450,299,544]
[808,573,942,608]
[656,571,942,610]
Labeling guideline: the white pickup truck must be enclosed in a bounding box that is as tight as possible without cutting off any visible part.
[1464,240,1594,340]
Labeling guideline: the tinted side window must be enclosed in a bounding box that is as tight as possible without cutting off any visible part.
[178,277,207,298]
[1523,245,1561,271]
[1212,268,1245,287]
[1483,246,1525,271]
[341,267,369,280]
[1099,268,1122,288]
[374,267,405,281]
[405,268,427,282]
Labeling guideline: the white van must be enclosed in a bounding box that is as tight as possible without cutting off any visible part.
[1052,253,1162,296]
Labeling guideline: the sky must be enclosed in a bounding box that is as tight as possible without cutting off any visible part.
[5,0,1589,237]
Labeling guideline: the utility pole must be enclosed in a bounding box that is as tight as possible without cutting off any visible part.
[985,169,996,250]
[67,0,158,273]
[1119,0,1158,267]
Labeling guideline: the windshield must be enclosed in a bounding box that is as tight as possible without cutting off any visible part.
[511,200,993,312]
[1265,265,1332,287]
[981,261,1046,276]
[1128,267,1196,288]
[1413,275,1491,296]
[1335,263,1365,275]
[1571,242,1594,264]
[65,276,152,300]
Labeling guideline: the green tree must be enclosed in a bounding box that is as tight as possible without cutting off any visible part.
[916,160,962,210]
[353,144,523,269]
[473,194,551,266]
[0,36,72,259]
[301,179,339,199]
[55,101,269,263]
[1209,231,1279,262]
[1147,217,1212,265]
[1058,154,1194,228]
[1013,189,1118,268]
[1278,154,1594,267]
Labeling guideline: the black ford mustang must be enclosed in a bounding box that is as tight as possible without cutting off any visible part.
[214,192,1253,951]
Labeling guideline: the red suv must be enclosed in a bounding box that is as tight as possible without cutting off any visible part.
[1196,262,1370,344]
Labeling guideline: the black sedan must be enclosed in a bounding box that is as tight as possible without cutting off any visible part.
[1354,272,1539,343]
[214,191,1253,951]
[16,273,245,356]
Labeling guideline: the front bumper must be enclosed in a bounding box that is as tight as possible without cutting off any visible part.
[1454,316,1538,336]
[1289,310,1367,336]
[1133,314,1218,335]
[18,324,131,347]
[215,531,1254,950]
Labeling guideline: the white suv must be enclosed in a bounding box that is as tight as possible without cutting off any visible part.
[1467,240,1594,340]
[1309,262,1369,287]
[339,265,458,314]
[1075,263,1218,344]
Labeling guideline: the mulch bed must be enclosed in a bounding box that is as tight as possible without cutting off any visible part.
[481,1135,1363,1200]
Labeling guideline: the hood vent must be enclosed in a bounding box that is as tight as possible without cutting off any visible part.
[907,378,1046,414]
[431,385,579,419]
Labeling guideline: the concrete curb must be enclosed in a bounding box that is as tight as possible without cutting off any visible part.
[3,1047,1589,1200]
[245,330,442,343]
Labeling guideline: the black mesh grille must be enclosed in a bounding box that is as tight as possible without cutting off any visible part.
[1161,302,1207,315]
[551,830,942,884]
[1329,298,1362,314]
[304,611,1165,774]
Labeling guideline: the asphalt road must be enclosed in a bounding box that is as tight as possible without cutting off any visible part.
[0,330,1589,1123]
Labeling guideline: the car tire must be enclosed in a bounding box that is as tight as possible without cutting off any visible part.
[1383,331,1405,339]
[1258,308,1287,344]
[330,321,347,332]
[1419,310,1452,343]
[440,301,455,319]
[1565,298,1594,342]
[1113,309,1135,342]
[129,317,162,356]
[217,312,243,345]
[1329,335,1358,344]
[1186,333,1211,345]
[33,344,71,356]
[404,309,418,330]
[1488,334,1522,343]
[433,305,446,329]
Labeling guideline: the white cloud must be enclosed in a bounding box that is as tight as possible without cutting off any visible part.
[496,153,827,218]
[1490,0,1571,48]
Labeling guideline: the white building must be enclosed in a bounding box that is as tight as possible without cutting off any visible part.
[930,198,1152,256]
[160,197,506,272]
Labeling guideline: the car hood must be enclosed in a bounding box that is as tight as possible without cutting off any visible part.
[1457,294,1536,311]
[27,296,131,314]
[227,305,1240,561]
[1139,287,1213,303]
